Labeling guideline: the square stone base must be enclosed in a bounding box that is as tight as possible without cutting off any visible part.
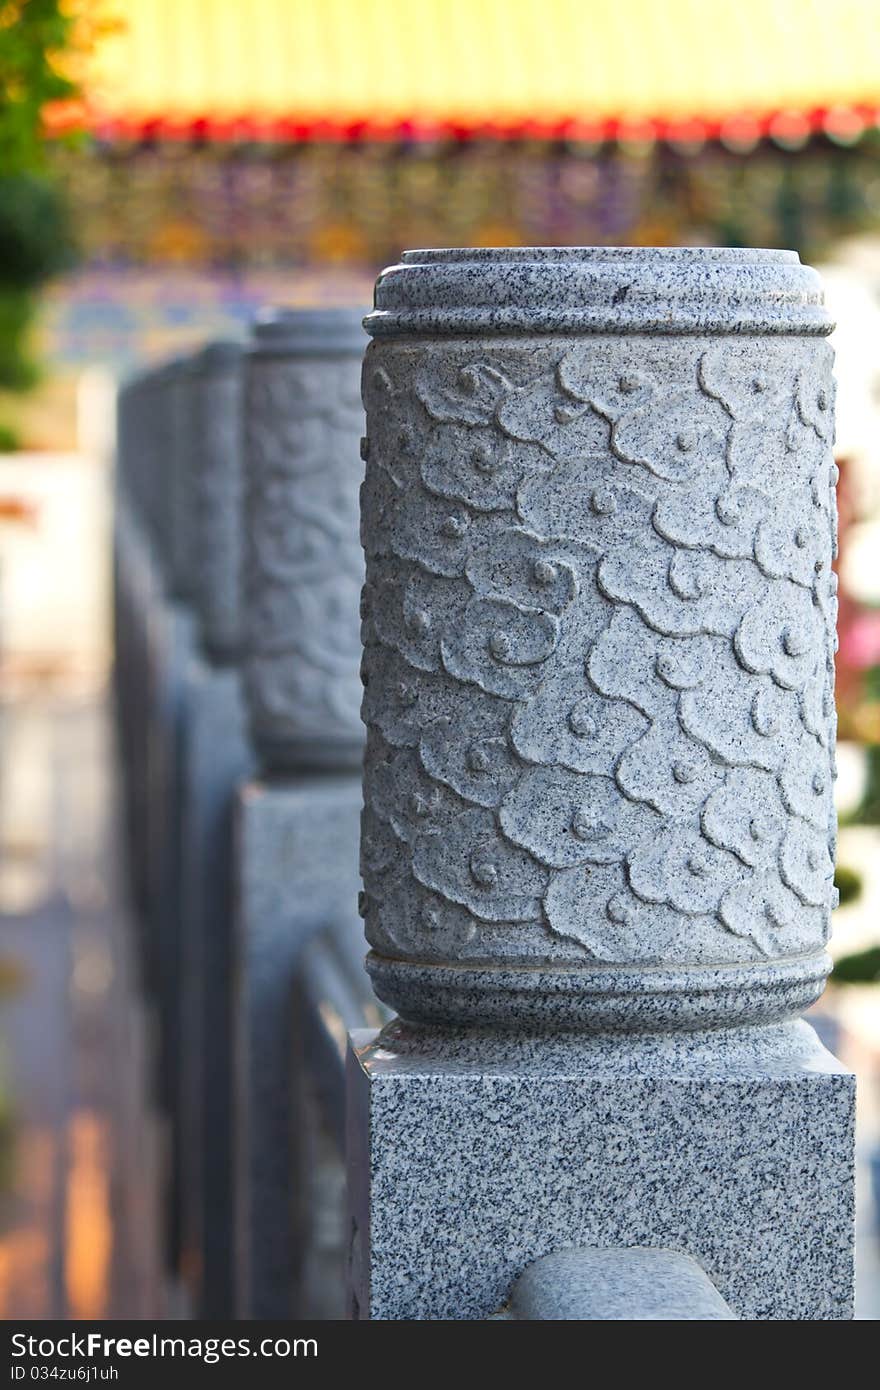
[233,775,362,1318]
[347,1019,854,1320]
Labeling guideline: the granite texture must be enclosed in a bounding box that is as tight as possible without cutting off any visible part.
[233,775,363,1319]
[495,1247,736,1320]
[362,955,831,1034]
[177,656,253,1318]
[365,246,830,337]
[359,246,838,1029]
[190,342,245,663]
[347,1018,855,1320]
[242,307,368,773]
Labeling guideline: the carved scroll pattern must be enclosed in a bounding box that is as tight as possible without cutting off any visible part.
[244,356,366,742]
[360,336,838,965]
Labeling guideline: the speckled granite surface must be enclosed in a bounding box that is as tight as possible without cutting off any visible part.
[349,246,854,1321]
[360,247,838,1029]
[347,1018,854,1320]
[495,1247,736,1320]
[365,246,831,337]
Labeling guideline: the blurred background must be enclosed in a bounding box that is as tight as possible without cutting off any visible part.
[0,0,879,1319]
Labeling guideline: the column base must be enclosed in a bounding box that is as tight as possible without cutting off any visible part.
[366,950,832,1033]
[233,775,362,1318]
[347,1017,854,1320]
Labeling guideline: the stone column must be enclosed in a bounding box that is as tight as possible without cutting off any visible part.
[191,342,246,663]
[243,308,367,774]
[131,353,196,1011]
[349,247,854,1320]
[168,354,199,602]
[174,342,255,1318]
[113,354,198,1285]
[148,354,200,1291]
[143,357,187,590]
[234,307,369,1318]
[114,372,153,921]
[114,363,177,984]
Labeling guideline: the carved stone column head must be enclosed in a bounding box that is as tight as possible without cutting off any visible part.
[190,341,244,663]
[134,355,188,590]
[168,351,200,601]
[360,247,838,1031]
[115,375,136,506]
[243,307,367,774]
[116,370,156,527]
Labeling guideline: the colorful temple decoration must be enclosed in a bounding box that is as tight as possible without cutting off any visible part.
[52,137,880,273]
[32,1,880,766]
[41,0,880,365]
[62,0,880,144]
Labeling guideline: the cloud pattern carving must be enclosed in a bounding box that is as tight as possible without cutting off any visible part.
[360,337,837,966]
[245,357,365,747]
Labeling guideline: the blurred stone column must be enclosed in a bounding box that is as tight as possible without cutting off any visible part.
[175,343,255,1318]
[348,246,854,1320]
[143,357,197,996]
[113,372,154,923]
[234,308,369,1318]
[112,353,198,1287]
[192,343,246,665]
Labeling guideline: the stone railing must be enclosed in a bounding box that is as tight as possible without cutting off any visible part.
[114,307,377,1320]
[493,1249,736,1319]
[115,354,195,1286]
[113,246,855,1322]
[234,307,372,1318]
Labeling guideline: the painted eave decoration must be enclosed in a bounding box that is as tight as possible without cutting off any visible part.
[49,0,880,147]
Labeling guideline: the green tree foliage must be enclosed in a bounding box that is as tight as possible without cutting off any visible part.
[832,945,880,985]
[833,863,864,908]
[0,0,81,394]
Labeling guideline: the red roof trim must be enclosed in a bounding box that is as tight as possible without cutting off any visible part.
[43,102,880,146]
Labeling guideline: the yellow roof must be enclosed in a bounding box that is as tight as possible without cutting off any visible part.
[78,0,880,138]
